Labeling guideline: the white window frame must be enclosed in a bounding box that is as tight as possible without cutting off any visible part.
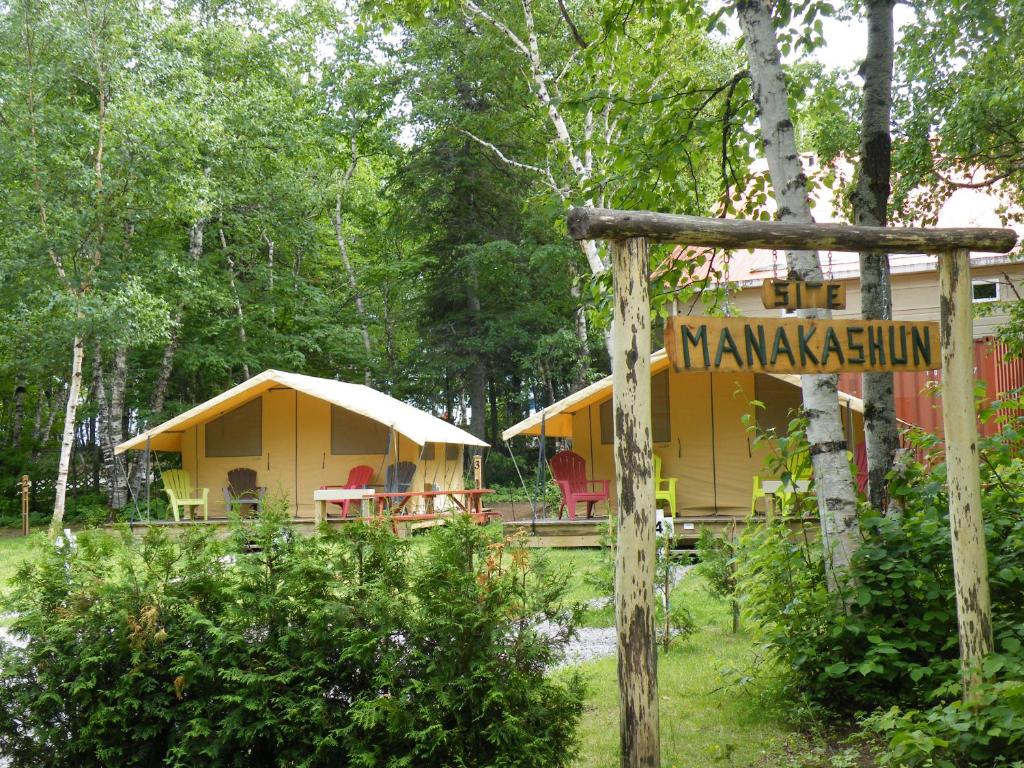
[971,279,1001,303]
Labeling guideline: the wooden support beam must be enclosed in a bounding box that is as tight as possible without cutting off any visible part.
[568,207,1018,254]
[939,248,995,701]
[610,236,660,767]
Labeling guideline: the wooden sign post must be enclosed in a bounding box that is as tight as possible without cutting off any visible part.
[20,475,30,536]
[473,454,483,490]
[940,249,994,696]
[610,236,659,765]
[567,206,1016,724]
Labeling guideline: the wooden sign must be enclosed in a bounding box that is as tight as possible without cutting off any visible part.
[761,279,846,310]
[665,316,939,374]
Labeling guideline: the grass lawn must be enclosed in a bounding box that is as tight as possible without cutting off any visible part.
[546,548,850,768]
[0,529,42,623]
[0,530,39,588]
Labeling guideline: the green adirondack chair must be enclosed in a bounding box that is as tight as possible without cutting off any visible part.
[162,469,209,521]
[653,454,678,517]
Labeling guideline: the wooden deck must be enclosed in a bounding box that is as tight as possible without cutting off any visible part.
[503,514,819,548]
[120,510,503,540]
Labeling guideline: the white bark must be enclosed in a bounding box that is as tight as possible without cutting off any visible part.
[334,195,372,380]
[219,227,250,380]
[462,0,607,276]
[50,336,85,537]
[736,0,860,588]
[939,248,994,701]
[610,237,659,767]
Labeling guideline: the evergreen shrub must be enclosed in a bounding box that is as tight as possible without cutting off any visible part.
[0,507,583,767]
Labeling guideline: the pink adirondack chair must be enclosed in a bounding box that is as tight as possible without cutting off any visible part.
[321,465,375,517]
[549,450,610,520]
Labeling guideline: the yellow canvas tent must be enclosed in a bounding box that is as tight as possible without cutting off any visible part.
[502,349,865,516]
[116,370,488,518]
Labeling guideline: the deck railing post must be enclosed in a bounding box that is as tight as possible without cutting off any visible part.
[939,248,995,701]
[610,236,660,767]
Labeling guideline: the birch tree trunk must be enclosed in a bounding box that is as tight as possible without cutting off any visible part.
[467,261,487,449]
[939,248,994,701]
[610,236,659,768]
[12,374,27,447]
[334,193,372,383]
[736,0,860,588]
[851,0,898,511]
[31,384,45,444]
[50,336,85,537]
[106,346,128,508]
[219,227,250,380]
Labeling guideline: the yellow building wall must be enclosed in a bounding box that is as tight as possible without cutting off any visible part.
[568,370,862,517]
[178,390,466,518]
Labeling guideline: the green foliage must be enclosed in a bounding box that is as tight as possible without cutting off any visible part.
[0,511,584,766]
[696,527,740,633]
[737,397,1024,766]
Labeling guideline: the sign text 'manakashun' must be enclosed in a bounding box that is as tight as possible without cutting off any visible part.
[664,317,940,374]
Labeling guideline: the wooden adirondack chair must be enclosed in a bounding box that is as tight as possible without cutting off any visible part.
[549,450,609,520]
[162,469,209,521]
[385,461,417,493]
[653,454,678,517]
[223,467,266,516]
[320,464,375,517]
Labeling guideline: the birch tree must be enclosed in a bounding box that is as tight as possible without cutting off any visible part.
[735,0,861,585]
[850,0,898,511]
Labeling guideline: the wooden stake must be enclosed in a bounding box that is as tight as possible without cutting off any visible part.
[939,248,994,700]
[21,475,31,536]
[610,237,659,767]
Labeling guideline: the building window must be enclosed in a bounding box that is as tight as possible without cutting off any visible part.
[972,280,1000,303]
[205,398,262,457]
[331,406,390,455]
[600,371,671,444]
[420,443,435,461]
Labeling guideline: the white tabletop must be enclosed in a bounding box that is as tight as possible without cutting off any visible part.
[313,488,375,501]
[761,480,811,494]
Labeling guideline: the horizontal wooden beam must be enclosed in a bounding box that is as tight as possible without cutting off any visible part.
[568,207,1018,254]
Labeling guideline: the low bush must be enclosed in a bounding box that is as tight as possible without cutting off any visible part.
[737,396,1024,766]
[0,507,584,767]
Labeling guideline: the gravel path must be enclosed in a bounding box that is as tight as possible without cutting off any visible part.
[548,564,695,667]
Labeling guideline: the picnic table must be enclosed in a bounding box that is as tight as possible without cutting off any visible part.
[312,487,375,524]
[369,488,495,516]
[312,487,498,527]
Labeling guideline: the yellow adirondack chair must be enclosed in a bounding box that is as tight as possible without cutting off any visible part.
[162,469,209,521]
[751,452,813,516]
[653,454,678,517]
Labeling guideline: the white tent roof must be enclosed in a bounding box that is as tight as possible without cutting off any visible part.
[115,369,488,454]
[501,349,866,440]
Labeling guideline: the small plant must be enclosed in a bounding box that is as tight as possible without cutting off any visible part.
[696,527,740,633]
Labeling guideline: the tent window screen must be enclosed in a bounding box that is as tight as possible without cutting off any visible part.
[331,406,390,455]
[600,371,670,444]
[445,444,460,461]
[420,443,435,461]
[754,374,803,435]
[205,398,262,457]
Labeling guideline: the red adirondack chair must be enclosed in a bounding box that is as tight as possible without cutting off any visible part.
[549,450,610,520]
[320,465,375,517]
